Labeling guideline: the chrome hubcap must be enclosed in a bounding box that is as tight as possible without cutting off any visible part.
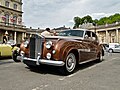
[66,53,76,72]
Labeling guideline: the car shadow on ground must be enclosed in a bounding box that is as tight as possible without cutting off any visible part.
[0,56,12,60]
[25,59,105,76]
[0,57,14,65]
[75,60,105,72]
[25,65,62,76]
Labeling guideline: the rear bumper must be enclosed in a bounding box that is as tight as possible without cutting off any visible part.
[22,57,65,66]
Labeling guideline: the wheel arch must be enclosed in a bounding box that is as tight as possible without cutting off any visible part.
[62,48,79,64]
[109,48,113,52]
[59,49,79,75]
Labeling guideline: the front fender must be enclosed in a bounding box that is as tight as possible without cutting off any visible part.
[12,46,19,52]
[61,46,78,62]
[55,41,79,61]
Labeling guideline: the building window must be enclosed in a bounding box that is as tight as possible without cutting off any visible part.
[101,36,104,43]
[5,1,9,7]
[18,17,22,24]
[112,36,115,43]
[5,14,9,24]
[14,4,17,10]
[13,15,17,25]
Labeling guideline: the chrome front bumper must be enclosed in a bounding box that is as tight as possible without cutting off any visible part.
[18,56,65,66]
[17,56,23,61]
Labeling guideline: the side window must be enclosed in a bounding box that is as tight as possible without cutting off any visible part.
[85,31,91,39]
[115,45,120,48]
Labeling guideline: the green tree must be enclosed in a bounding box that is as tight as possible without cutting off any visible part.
[73,16,82,28]
[93,19,98,24]
[73,13,120,28]
[73,15,93,28]
[82,15,93,24]
[97,17,108,25]
[111,13,120,23]
[97,13,120,25]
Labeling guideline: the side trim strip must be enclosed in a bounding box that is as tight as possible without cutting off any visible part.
[79,58,97,64]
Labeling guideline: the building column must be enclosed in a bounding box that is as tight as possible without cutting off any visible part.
[116,29,119,43]
[14,32,16,44]
[24,33,26,37]
[22,33,24,41]
[105,30,109,43]
[96,32,99,36]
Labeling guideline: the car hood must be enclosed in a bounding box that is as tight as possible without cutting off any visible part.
[0,44,12,47]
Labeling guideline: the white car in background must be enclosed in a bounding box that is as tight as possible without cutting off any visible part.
[107,43,120,53]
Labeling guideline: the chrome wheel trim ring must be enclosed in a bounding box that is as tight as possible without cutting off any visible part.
[109,49,113,53]
[66,53,76,73]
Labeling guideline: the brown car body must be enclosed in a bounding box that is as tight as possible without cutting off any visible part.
[16,29,104,74]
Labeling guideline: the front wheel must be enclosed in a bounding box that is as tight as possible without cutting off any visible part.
[109,49,113,53]
[12,50,20,62]
[60,53,76,75]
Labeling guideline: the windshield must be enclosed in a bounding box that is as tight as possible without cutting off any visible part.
[58,30,84,37]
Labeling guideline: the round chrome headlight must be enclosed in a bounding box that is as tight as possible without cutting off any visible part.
[46,53,51,59]
[24,44,27,48]
[46,41,52,49]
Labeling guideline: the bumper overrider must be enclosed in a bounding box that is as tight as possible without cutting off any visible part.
[17,56,65,66]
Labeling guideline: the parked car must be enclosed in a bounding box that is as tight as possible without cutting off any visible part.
[100,43,109,51]
[0,40,19,58]
[106,43,120,53]
[15,29,104,75]
[12,40,28,62]
[7,40,16,46]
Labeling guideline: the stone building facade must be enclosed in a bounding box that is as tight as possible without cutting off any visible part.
[89,23,120,44]
[0,0,25,44]
[0,0,22,25]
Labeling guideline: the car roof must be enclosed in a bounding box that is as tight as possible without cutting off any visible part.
[63,29,94,33]
[109,43,120,45]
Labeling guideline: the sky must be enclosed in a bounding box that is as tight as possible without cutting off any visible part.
[22,0,120,29]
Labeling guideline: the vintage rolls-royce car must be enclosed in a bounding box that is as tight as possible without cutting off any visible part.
[16,29,104,74]
[0,40,19,58]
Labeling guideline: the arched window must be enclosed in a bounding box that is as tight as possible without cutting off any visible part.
[13,15,17,25]
[5,14,9,24]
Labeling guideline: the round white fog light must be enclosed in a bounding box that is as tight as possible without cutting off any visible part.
[46,53,51,59]
[52,50,56,54]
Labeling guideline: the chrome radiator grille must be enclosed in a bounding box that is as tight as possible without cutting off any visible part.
[29,34,43,59]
